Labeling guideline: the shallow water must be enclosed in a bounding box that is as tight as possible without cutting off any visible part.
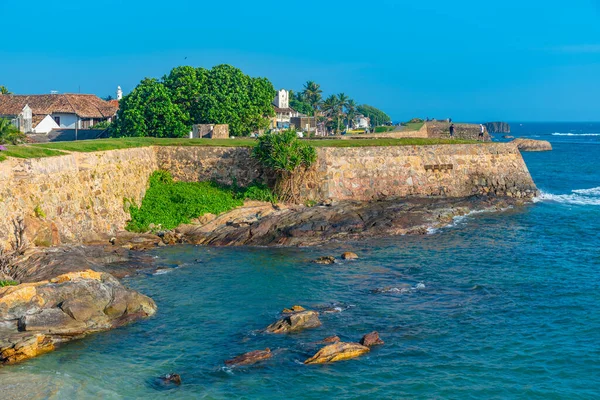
[1,123,599,399]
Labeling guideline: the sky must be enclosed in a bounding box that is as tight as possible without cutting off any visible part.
[1,0,599,122]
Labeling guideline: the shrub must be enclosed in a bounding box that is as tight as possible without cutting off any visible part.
[0,280,18,287]
[0,118,26,145]
[252,130,316,202]
[126,171,277,232]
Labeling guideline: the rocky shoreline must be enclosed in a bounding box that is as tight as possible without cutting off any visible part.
[0,194,536,366]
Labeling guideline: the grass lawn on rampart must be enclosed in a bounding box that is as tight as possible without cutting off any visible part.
[0,136,480,162]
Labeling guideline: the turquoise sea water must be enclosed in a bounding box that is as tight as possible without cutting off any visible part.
[1,123,599,399]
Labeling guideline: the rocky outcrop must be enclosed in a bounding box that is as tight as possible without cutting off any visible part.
[0,270,156,365]
[512,138,552,152]
[321,335,341,344]
[360,331,384,347]
[484,122,511,133]
[225,348,272,366]
[313,256,336,265]
[266,310,321,333]
[282,305,305,313]
[182,196,533,247]
[304,342,370,364]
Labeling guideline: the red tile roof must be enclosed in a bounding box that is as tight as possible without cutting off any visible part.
[0,94,118,119]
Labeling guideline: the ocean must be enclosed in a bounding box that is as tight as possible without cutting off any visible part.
[1,122,599,399]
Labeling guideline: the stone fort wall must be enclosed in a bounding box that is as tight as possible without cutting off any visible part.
[0,143,537,249]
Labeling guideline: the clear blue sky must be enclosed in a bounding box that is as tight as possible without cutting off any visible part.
[1,0,599,121]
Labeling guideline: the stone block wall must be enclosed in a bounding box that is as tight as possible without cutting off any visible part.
[0,142,537,249]
[300,143,537,201]
[155,146,266,186]
[0,148,157,249]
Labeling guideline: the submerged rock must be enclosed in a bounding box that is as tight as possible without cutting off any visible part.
[160,373,182,385]
[304,342,370,364]
[0,270,156,365]
[225,348,272,366]
[313,256,336,265]
[266,310,321,333]
[341,252,359,260]
[512,138,552,152]
[359,331,384,347]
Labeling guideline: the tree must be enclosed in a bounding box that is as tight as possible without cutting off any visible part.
[345,99,357,129]
[357,104,391,127]
[110,78,188,138]
[322,95,342,134]
[0,86,11,95]
[195,65,275,136]
[289,90,313,116]
[252,130,316,203]
[0,118,25,144]
[162,66,207,125]
[336,93,350,133]
[301,81,323,121]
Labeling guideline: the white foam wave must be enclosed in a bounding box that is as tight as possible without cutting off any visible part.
[539,190,600,206]
[551,132,600,136]
[572,186,600,196]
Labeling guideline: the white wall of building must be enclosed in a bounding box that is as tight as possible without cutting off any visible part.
[51,113,78,128]
[273,89,289,109]
[33,115,60,134]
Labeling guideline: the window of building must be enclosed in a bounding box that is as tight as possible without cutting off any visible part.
[54,116,61,126]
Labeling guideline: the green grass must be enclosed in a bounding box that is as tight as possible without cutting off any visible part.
[0,280,19,287]
[402,122,425,131]
[126,171,276,232]
[374,126,396,133]
[0,134,484,163]
[0,145,66,161]
[306,138,479,147]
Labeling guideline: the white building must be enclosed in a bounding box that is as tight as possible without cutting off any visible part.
[0,93,119,134]
[272,89,295,129]
[354,114,371,129]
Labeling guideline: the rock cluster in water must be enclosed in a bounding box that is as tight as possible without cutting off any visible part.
[0,270,156,365]
[511,138,552,152]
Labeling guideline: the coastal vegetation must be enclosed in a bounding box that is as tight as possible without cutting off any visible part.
[357,105,391,127]
[252,130,317,202]
[0,118,26,145]
[111,65,276,138]
[0,85,10,95]
[0,280,18,287]
[126,171,275,232]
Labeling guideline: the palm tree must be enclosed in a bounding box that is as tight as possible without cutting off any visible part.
[322,95,342,134]
[0,86,11,95]
[345,99,357,129]
[336,93,350,132]
[301,81,323,119]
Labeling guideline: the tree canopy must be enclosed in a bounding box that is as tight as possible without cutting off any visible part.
[0,86,10,95]
[357,104,391,126]
[111,64,276,138]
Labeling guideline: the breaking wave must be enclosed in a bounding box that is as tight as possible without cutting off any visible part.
[539,186,600,206]
[551,132,600,136]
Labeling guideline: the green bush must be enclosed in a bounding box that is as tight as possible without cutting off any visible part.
[0,280,18,287]
[126,171,276,232]
[0,118,26,145]
[252,130,316,202]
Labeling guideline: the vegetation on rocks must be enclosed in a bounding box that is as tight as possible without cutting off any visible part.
[252,130,317,202]
[126,171,275,232]
[0,280,18,287]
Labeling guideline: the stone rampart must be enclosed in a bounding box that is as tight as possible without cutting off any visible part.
[0,143,537,249]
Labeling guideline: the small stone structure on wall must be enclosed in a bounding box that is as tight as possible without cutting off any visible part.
[191,124,229,139]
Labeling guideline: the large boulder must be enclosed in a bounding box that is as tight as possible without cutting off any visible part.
[0,270,156,365]
[266,310,321,333]
[512,138,552,152]
[304,342,370,364]
[225,348,272,366]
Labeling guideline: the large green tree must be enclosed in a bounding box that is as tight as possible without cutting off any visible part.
[111,78,188,138]
[301,81,323,119]
[357,104,391,127]
[289,90,313,116]
[162,66,207,125]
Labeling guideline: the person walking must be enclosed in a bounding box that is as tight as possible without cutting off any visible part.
[479,124,485,138]
[449,123,455,138]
